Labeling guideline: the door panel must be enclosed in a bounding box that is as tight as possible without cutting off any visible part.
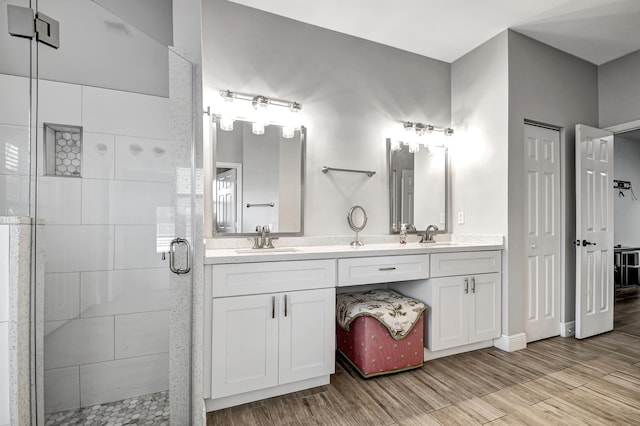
[576,124,614,339]
[469,273,501,343]
[211,294,279,398]
[431,276,467,350]
[279,288,335,384]
[525,124,561,342]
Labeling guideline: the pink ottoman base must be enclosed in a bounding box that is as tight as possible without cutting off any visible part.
[337,315,424,378]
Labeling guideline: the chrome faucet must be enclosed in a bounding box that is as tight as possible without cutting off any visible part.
[419,224,439,243]
[252,225,278,249]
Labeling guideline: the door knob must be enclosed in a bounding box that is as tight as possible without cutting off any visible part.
[582,239,596,247]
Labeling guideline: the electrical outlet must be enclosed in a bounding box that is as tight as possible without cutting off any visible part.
[457,211,465,224]
[440,212,445,224]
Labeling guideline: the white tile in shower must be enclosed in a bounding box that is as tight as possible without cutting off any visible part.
[42,225,114,273]
[114,225,168,269]
[0,174,30,217]
[44,316,114,369]
[0,125,29,175]
[80,268,170,318]
[82,86,170,140]
[83,132,115,179]
[114,135,173,182]
[44,273,80,322]
[82,179,170,225]
[0,74,30,127]
[0,322,9,426]
[0,226,8,322]
[79,352,169,407]
[37,177,82,225]
[115,310,169,359]
[38,80,82,128]
[43,366,80,414]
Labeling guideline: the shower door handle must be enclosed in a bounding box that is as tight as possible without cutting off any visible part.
[169,237,192,275]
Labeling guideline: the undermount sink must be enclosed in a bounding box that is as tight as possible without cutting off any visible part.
[235,247,300,254]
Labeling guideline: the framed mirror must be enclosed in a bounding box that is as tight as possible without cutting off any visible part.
[387,138,449,234]
[207,118,305,237]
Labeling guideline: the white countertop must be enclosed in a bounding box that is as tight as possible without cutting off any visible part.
[205,241,503,264]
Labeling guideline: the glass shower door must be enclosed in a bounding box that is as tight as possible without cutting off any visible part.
[31,2,196,425]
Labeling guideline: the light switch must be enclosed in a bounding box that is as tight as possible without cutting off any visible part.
[457,211,465,224]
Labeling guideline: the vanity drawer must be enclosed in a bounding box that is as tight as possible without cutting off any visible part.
[337,255,429,286]
[212,259,336,297]
[430,251,501,277]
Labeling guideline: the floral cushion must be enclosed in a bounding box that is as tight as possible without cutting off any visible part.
[336,289,427,340]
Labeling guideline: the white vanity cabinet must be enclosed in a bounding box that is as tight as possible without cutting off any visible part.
[395,250,501,352]
[207,260,336,409]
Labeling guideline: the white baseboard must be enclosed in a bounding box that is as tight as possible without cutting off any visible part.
[493,333,527,352]
[560,321,575,337]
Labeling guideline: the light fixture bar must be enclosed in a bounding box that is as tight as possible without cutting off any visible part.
[403,121,453,136]
[218,89,300,110]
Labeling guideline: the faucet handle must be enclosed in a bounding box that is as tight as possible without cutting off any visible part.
[264,236,279,249]
[256,225,262,232]
[417,233,426,243]
[262,225,271,233]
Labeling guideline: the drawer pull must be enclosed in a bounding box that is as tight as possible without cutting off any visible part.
[464,277,469,294]
[379,267,397,271]
[471,277,476,293]
[284,294,288,317]
[272,296,276,319]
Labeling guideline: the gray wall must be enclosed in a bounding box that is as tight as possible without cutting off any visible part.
[614,135,640,246]
[507,30,599,332]
[451,31,510,333]
[202,0,451,236]
[599,50,640,128]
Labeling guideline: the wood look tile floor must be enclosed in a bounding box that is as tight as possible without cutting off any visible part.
[208,291,640,425]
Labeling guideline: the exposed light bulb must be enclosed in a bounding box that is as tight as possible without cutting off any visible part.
[282,102,302,139]
[282,126,295,139]
[219,90,235,132]
[408,142,420,153]
[252,96,269,135]
[220,115,234,132]
[390,139,402,151]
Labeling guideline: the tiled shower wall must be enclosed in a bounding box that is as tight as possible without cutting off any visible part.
[0,74,173,413]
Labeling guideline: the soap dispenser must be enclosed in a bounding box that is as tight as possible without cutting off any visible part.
[400,223,407,244]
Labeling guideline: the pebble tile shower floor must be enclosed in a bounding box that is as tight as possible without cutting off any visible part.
[45,391,168,426]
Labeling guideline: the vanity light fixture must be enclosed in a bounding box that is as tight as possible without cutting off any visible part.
[391,121,454,151]
[219,90,235,132]
[251,95,269,135]
[282,102,302,139]
[214,89,303,138]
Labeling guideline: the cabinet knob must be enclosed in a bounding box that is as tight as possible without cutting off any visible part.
[531,244,536,249]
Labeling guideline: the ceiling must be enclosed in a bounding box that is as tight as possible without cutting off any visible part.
[227,0,640,65]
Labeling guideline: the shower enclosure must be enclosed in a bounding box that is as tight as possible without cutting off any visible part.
[1,1,199,424]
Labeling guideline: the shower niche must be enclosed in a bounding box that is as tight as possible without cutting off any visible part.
[44,123,83,177]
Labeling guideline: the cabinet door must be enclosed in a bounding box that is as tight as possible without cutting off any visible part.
[279,288,335,384]
[468,273,501,344]
[430,276,468,351]
[211,294,279,398]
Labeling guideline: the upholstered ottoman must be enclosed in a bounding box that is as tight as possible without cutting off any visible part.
[336,290,427,378]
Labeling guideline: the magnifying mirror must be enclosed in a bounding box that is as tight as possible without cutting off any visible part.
[347,205,368,246]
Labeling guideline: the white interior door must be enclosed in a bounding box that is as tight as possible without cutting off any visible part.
[575,124,614,339]
[524,124,561,342]
[216,168,238,233]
